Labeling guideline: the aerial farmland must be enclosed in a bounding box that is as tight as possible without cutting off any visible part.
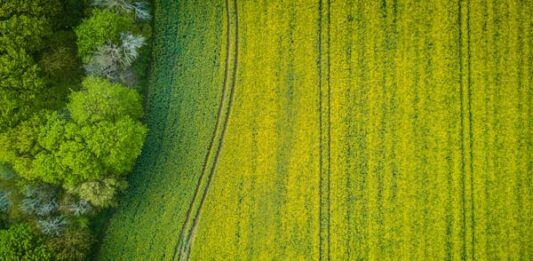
[91,0,530,260]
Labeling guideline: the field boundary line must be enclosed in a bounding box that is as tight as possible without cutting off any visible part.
[172,0,239,259]
[458,0,474,259]
[318,0,331,260]
[326,1,332,261]
[466,0,475,258]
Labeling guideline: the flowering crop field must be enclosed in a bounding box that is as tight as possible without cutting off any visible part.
[98,0,531,260]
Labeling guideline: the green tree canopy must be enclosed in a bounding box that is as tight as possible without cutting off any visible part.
[68,77,143,123]
[25,107,146,186]
[0,49,46,131]
[0,15,52,52]
[0,0,61,19]
[0,0,61,52]
[66,178,128,208]
[30,112,103,185]
[80,117,147,175]
[0,111,50,176]
[0,224,54,260]
[75,9,135,61]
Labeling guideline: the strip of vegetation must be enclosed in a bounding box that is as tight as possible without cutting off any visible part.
[0,0,151,260]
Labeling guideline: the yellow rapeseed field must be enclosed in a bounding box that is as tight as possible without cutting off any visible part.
[99,0,531,260]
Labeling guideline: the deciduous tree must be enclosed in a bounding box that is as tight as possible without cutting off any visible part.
[0,224,54,260]
[75,9,135,61]
[0,49,46,131]
[68,77,143,123]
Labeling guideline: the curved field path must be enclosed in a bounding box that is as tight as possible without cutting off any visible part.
[173,0,239,259]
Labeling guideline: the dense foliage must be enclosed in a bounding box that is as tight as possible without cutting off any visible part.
[0,0,151,259]
[75,9,135,62]
[0,49,46,131]
[0,224,54,260]
[69,77,143,123]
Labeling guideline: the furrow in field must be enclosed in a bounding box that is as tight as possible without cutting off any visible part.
[469,0,531,259]
[173,0,239,259]
[318,0,331,259]
[171,0,233,258]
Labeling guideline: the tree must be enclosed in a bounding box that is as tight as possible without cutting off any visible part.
[26,106,146,186]
[47,228,93,261]
[0,15,52,52]
[37,216,68,236]
[0,191,10,214]
[0,0,60,52]
[92,0,151,21]
[80,117,146,175]
[68,77,143,123]
[0,111,50,176]
[84,45,122,81]
[0,49,47,131]
[0,224,54,260]
[63,200,92,217]
[0,0,61,19]
[120,32,145,66]
[40,46,80,82]
[84,33,145,82]
[19,185,59,217]
[31,112,104,186]
[75,9,135,62]
[66,178,127,208]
